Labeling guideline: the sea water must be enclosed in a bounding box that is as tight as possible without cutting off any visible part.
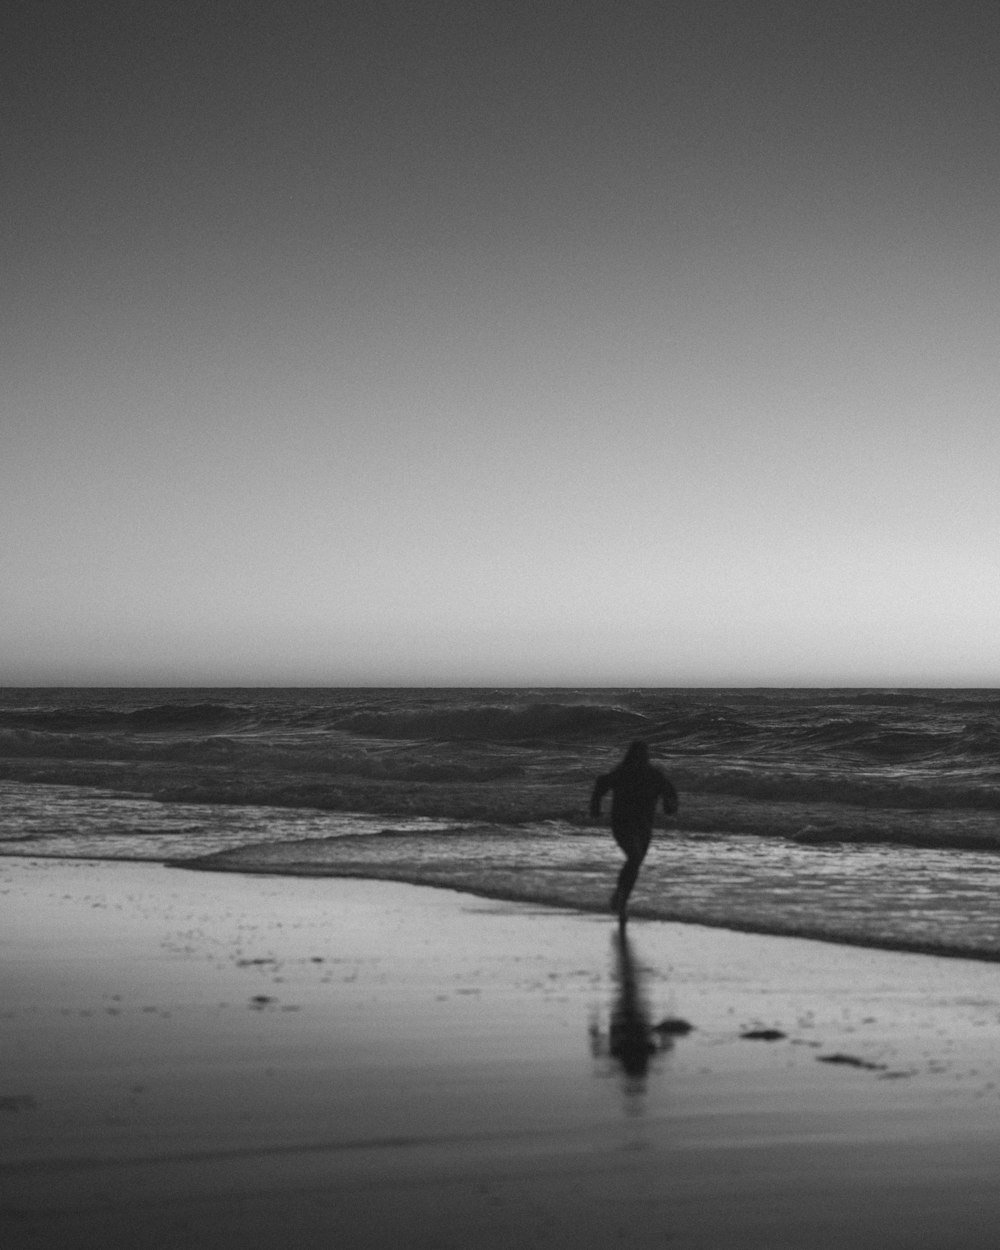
[2,687,1000,959]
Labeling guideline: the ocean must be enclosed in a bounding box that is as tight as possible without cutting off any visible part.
[3,687,1000,960]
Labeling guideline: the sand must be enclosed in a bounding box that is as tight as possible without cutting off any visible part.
[4,856,1000,1249]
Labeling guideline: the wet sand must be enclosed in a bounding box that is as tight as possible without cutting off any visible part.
[4,856,1000,1248]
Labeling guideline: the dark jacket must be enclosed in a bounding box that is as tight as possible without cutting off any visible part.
[590,742,678,835]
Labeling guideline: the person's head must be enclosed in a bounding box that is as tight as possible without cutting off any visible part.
[621,740,649,768]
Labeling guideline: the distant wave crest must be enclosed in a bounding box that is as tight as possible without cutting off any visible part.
[332,701,649,740]
[0,701,244,735]
[653,712,1000,768]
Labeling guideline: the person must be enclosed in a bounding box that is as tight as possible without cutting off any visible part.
[590,740,678,927]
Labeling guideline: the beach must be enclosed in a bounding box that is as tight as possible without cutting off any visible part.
[5,856,1000,1248]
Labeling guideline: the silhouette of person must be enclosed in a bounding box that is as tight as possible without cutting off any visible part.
[590,740,678,927]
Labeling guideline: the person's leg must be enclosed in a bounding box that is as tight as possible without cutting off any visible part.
[610,829,650,923]
[609,830,631,911]
[614,853,641,907]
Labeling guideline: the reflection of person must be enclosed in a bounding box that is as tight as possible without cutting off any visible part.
[607,930,657,1084]
[590,740,678,927]
[588,929,675,1103]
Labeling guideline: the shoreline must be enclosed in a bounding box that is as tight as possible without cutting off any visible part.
[6,856,1000,1247]
[5,825,1000,964]
[172,854,1000,965]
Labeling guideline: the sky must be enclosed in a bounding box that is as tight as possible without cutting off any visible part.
[4,0,999,686]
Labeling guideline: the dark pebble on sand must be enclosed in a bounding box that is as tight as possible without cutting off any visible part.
[0,1095,37,1112]
[654,1017,694,1036]
[817,1053,887,1071]
[740,1028,787,1041]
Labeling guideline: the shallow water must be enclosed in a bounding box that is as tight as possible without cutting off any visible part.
[189,824,1000,961]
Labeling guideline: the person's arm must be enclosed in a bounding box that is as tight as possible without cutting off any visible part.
[590,773,612,818]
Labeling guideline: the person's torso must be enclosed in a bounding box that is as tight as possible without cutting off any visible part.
[609,766,665,825]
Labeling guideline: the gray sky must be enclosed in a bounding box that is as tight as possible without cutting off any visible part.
[4,1,999,685]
